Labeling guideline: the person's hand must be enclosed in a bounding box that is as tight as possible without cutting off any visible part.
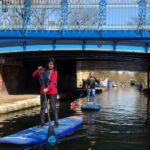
[38,66,43,70]
[43,88,48,93]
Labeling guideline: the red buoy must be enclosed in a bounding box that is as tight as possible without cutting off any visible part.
[70,102,76,110]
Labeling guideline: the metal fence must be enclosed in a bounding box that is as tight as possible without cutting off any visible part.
[0,0,149,31]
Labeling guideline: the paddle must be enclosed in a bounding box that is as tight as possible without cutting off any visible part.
[70,90,86,109]
[40,72,57,145]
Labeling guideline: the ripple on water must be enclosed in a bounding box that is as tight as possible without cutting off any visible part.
[1,88,150,150]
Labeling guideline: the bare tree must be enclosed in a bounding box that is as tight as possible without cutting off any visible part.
[0,0,58,29]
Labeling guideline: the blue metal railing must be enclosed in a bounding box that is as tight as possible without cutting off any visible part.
[0,0,149,31]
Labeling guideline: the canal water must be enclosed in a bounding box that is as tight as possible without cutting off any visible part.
[0,87,150,150]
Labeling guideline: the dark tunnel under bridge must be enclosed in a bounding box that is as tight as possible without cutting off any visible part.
[0,50,150,95]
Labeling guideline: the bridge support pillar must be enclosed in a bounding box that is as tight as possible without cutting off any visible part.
[57,60,76,92]
[0,58,24,95]
[0,64,5,95]
[0,58,8,95]
[148,71,150,89]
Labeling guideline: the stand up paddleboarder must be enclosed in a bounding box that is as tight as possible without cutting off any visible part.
[32,58,59,128]
[86,72,99,104]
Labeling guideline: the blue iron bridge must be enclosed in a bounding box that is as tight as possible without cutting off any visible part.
[0,0,150,53]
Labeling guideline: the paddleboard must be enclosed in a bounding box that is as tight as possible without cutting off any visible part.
[81,103,101,110]
[0,116,83,145]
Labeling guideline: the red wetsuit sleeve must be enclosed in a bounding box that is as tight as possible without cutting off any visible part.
[32,68,45,78]
[32,69,45,94]
[32,70,41,78]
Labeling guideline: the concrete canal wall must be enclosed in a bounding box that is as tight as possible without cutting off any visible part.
[0,97,40,114]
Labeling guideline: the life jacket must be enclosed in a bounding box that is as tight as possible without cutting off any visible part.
[39,70,52,87]
[39,70,57,88]
[87,77,97,88]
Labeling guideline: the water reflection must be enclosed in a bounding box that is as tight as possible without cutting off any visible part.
[83,111,99,150]
[0,107,40,137]
[145,97,150,126]
[23,143,58,150]
[1,87,150,150]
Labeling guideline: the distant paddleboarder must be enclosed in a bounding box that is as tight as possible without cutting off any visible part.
[86,72,99,104]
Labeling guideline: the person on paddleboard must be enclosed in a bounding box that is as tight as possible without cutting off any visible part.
[32,58,59,127]
[86,72,99,104]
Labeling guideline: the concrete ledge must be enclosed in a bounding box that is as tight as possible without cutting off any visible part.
[0,97,40,114]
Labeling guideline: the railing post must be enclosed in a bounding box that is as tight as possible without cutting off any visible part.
[98,0,107,37]
[137,0,147,36]
[148,70,150,89]
[23,0,31,35]
[60,0,68,37]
